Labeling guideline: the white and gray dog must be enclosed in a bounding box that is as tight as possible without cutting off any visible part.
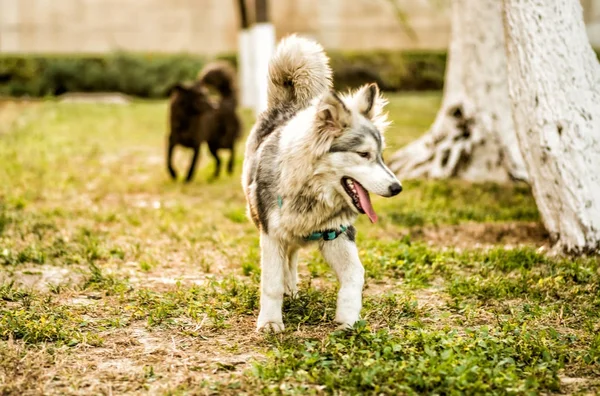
[242,35,402,332]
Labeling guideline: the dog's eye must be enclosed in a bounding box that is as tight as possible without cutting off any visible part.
[357,152,371,159]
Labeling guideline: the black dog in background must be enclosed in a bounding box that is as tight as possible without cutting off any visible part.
[167,62,241,182]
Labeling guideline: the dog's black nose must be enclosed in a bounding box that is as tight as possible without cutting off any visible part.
[389,183,402,196]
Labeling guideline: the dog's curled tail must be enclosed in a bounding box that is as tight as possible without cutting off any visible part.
[198,61,238,102]
[267,35,332,111]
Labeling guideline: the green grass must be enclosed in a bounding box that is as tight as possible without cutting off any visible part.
[379,179,538,227]
[0,94,598,395]
[254,324,568,394]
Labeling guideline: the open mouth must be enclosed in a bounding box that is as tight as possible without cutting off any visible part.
[342,177,378,223]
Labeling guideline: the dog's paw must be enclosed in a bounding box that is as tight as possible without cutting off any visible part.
[284,284,298,299]
[284,291,299,299]
[257,321,285,333]
[336,322,354,331]
[335,312,359,329]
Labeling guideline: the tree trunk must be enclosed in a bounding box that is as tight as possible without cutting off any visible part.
[388,0,527,182]
[252,0,275,114]
[503,0,600,253]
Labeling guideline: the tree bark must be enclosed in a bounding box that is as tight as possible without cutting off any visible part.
[255,0,268,23]
[388,0,527,182]
[237,0,250,29]
[503,0,600,253]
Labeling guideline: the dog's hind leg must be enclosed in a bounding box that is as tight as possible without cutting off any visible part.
[320,232,364,329]
[167,142,177,180]
[283,248,298,298]
[208,144,221,180]
[185,146,201,183]
[227,145,235,175]
[257,232,286,333]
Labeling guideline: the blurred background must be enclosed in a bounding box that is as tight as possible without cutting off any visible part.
[1,0,599,101]
[0,0,451,54]
[0,0,450,53]
[2,0,600,53]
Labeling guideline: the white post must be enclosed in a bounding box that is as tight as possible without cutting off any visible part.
[251,22,276,115]
[238,29,254,109]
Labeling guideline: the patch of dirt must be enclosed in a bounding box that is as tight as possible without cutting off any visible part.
[75,319,264,394]
[122,247,237,289]
[364,279,403,296]
[0,265,86,292]
[412,283,447,310]
[410,221,549,249]
[68,296,101,306]
[559,376,600,395]
[0,339,63,395]
[1,316,265,395]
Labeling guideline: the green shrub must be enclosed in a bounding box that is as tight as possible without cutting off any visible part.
[329,50,446,91]
[2,49,599,98]
[0,51,446,98]
[0,53,207,98]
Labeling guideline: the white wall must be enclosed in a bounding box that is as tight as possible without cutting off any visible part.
[1,0,599,54]
[0,0,450,54]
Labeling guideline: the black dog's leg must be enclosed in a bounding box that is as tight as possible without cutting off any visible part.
[208,144,221,180]
[185,146,201,183]
[227,145,235,175]
[167,142,177,180]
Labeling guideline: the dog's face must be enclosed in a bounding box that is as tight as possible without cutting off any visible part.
[313,84,402,222]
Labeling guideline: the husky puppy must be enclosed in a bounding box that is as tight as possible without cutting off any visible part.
[242,35,402,332]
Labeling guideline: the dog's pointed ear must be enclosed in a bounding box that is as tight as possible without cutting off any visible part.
[354,83,390,132]
[355,83,379,118]
[316,91,351,136]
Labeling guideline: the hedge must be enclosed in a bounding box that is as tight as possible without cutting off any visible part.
[0,51,447,98]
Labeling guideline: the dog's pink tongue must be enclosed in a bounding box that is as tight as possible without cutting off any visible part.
[355,182,378,223]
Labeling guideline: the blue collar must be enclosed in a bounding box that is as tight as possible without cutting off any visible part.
[277,195,349,241]
[305,225,348,241]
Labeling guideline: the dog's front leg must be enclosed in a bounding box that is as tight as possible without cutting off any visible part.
[208,144,221,180]
[257,232,286,332]
[167,142,177,180]
[320,234,365,329]
[185,146,201,183]
[227,145,235,175]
